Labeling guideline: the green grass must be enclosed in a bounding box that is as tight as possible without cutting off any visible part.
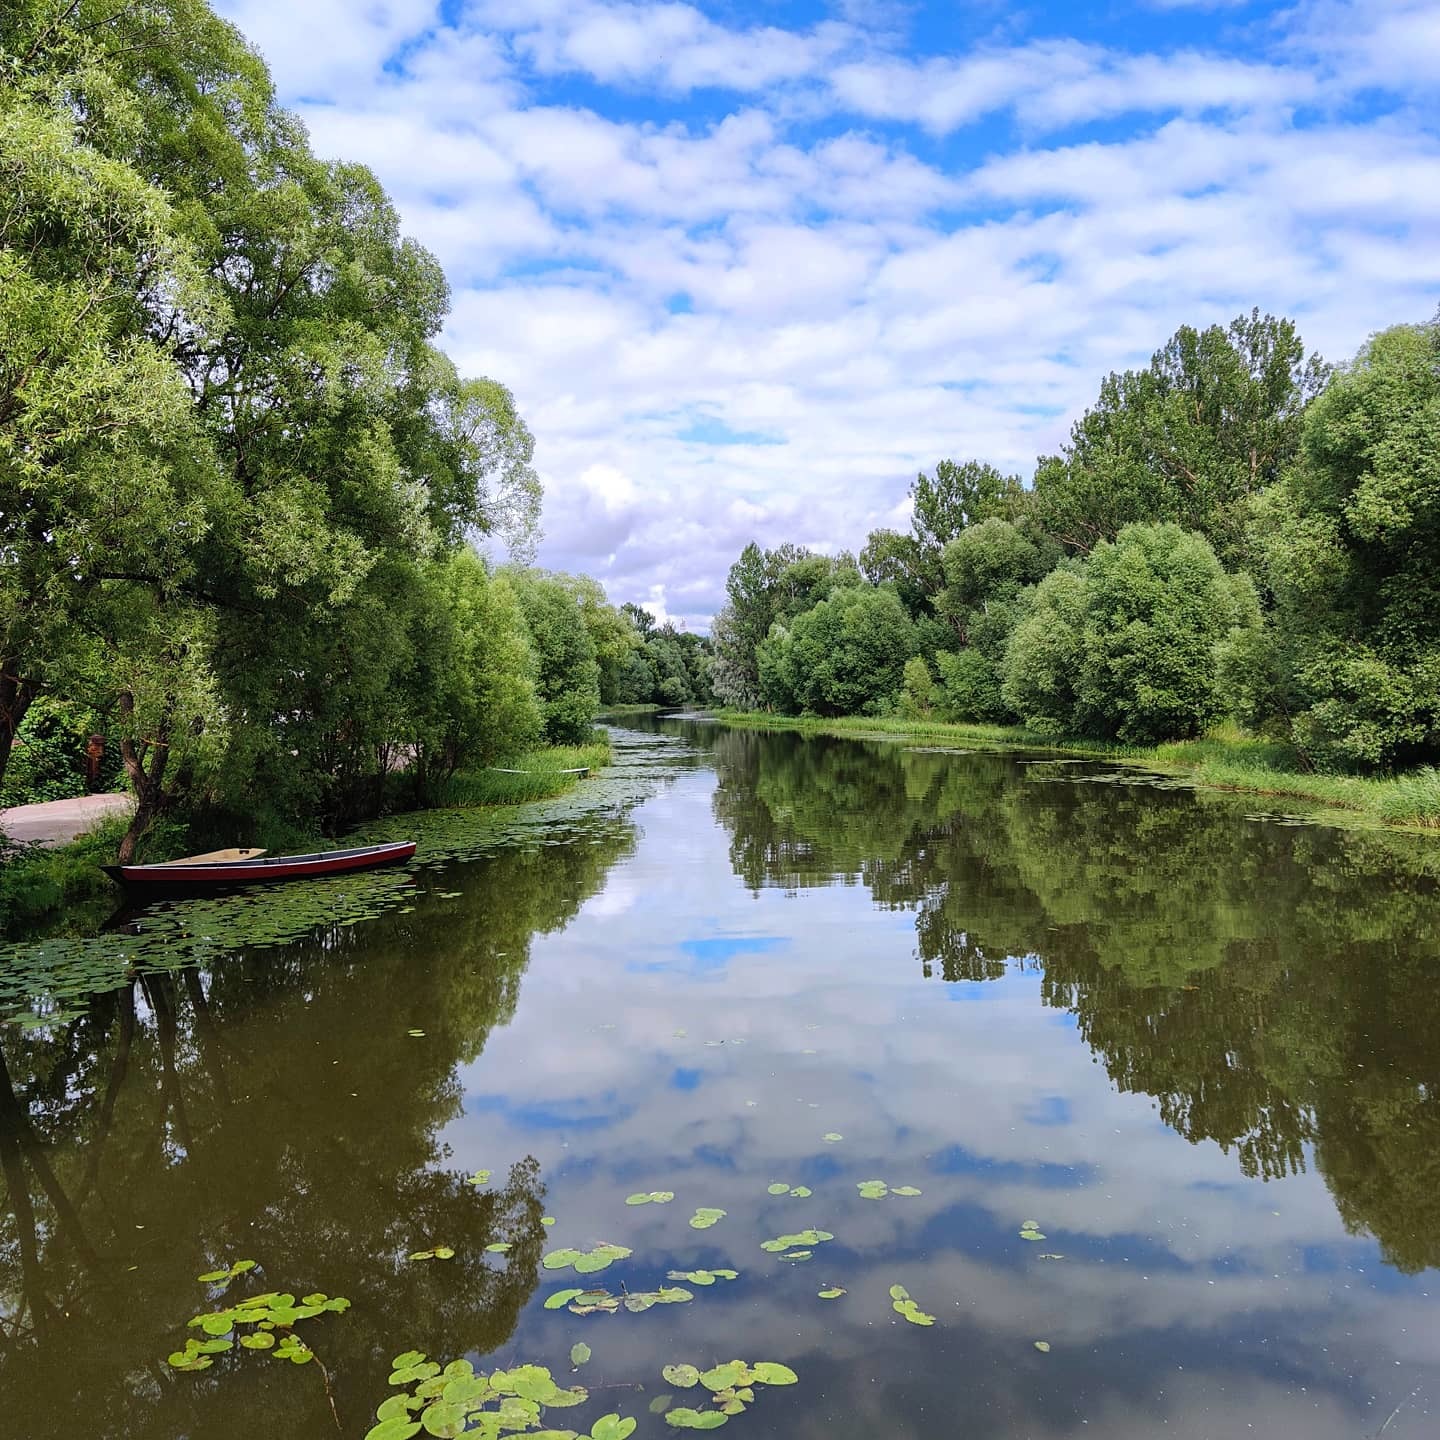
[419,737,611,809]
[713,711,1440,833]
[596,704,665,716]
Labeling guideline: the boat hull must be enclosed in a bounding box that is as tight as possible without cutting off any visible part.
[102,841,417,891]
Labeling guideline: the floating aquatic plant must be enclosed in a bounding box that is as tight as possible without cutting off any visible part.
[625,1191,675,1206]
[408,1245,455,1261]
[542,1243,632,1274]
[1019,1220,1046,1242]
[760,1229,832,1253]
[666,1269,737,1286]
[166,1286,350,1373]
[367,1356,607,1440]
[688,1208,725,1230]
[660,1359,799,1429]
[196,1258,256,1293]
[889,1283,935,1326]
[557,1285,694,1316]
[857,1180,922,1200]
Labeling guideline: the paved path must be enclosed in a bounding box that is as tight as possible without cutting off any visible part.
[0,792,133,847]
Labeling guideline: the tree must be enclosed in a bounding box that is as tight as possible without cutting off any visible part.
[860,459,1026,615]
[1239,319,1440,769]
[0,25,216,795]
[756,586,916,717]
[509,573,602,745]
[1004,525,1251,742]
[709,542,808,709]
[1035,310,1328,565]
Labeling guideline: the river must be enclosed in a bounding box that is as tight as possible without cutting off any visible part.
[2,717,1439,1439]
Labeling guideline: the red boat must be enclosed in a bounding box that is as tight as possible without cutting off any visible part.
[102,841,417,891]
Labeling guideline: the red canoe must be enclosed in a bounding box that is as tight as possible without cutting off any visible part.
[102,841,416,891]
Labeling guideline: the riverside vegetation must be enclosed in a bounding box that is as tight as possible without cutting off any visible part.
[709,310,1440,828]
[0,1,713,933]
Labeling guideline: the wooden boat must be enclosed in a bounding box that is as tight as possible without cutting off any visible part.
[486,766,590,777]
[102,840,416,891]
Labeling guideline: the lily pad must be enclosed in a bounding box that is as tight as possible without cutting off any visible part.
[1034,1340,1051,1353]
[467,1171,492,1187]
[891,1186,923,1197]
[365,1421,422,1440]
[663,1364,701,1389]
[570,1343,591,1368]
[857,1180,888,1200]
[751,1363,798,1386]
[545,1289,584,1310]
[485,1243,512,1254]
[665,1410,728,1430]
[818,1287,846,1299]
[688,1208,725,1230]
[590,1417,636,1440]
[790,1186,812,1198]
[767,1183,790,1196]
[543,1249,584,1270]
[822,1133,843,1143]
[701,1361,752,1391]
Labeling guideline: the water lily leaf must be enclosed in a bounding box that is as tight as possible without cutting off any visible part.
[700,1361,751,1391]
[542,1216,556,1226]
[376,1395,417,1422]
[889,1284,909,1301]
[547,1386,589,1407]
[767,1183,790,1195]
[719,1399,746,1416]
[790,1186,812,1198]
[545,1289,585,1310]
[657,1286,694,1304]
[625,1193,653,1206]
[200,1313,234,1336]
[420,1400,467,1438]
[574,1253,612,1274]
[891,1186,922,1197]
[712,1269,738,1279]
[570,1343,591,1368]
[1019,1229,1046,1241]
[650,1192,675,1204]
[857,1180,888,1200]
[623,1293,657,1313]
[783,1251,811,1261]
[467,1171,491,1187]
[1034,1340,1051,1353]
[433,1246,455,1260]
[670,1269,714,1285]
[197,1269,230,1283]
[240,1332,276,1350]
[662,1364,700,1389]
[543,1249,583,1270]
[509,1364,561,1403]
[589,1416,636,1440]
[665,1410,728,1430]
[823,1133,843,1143]
[442,1376,489,1407]
[392,1351,427,1369]
[893,1299,935,1326]
[650,1395,674,1414]
[485,1243,512,1253]
[751,1363,798,1386]
[365,1421,421,1440]
[688,1208,725,1230]
[818,1287,846,1299]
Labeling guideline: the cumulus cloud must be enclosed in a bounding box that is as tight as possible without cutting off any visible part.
[214,0,1440,625]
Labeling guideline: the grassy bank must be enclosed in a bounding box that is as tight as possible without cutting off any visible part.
[0,736,611,939]
[712,711,1440,832]
[596,704,665,717]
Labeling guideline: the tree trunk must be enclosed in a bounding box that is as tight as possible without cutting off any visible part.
[116,689,173,864]
[0,665,38,799]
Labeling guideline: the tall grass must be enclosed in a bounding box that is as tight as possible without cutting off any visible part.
[422,737,611,809]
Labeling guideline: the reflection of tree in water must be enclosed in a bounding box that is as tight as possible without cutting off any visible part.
[0,822,635,1439]
[711,728,1440,1271]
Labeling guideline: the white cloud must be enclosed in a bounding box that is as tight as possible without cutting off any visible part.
[214,0,1440,622]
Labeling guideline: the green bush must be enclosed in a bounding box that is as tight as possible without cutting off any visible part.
[757,587,916,717]
[0,696,120,808]
[1004,525,1249,743]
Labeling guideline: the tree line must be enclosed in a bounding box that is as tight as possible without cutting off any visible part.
[0,1,711,858]
[711,308,1440,773]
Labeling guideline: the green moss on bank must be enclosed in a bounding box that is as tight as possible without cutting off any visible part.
[712,711,1440,833]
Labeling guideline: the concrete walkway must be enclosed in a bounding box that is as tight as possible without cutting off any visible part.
[0,792,133,847]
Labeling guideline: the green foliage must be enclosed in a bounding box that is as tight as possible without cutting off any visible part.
[1003,526,1247,743]
[510,573,604,746]
[1240,321,1440,770]
[1035,309,1327,564]
[757,587,916,717]
[0,696,120,807]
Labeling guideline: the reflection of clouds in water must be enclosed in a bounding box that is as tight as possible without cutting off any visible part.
[438,747,1440,1437]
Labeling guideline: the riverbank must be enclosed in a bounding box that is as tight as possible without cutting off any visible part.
[712,711,1440,832]
[0,736,612,939]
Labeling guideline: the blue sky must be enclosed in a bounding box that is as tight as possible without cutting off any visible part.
[216,0,1440,624]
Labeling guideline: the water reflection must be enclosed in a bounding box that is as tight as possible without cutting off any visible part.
[0,820,636,1439]
[709,724,1440,1272]
[3,722,1440,1440]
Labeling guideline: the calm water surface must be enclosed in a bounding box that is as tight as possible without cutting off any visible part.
[3,719,1440,1439]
